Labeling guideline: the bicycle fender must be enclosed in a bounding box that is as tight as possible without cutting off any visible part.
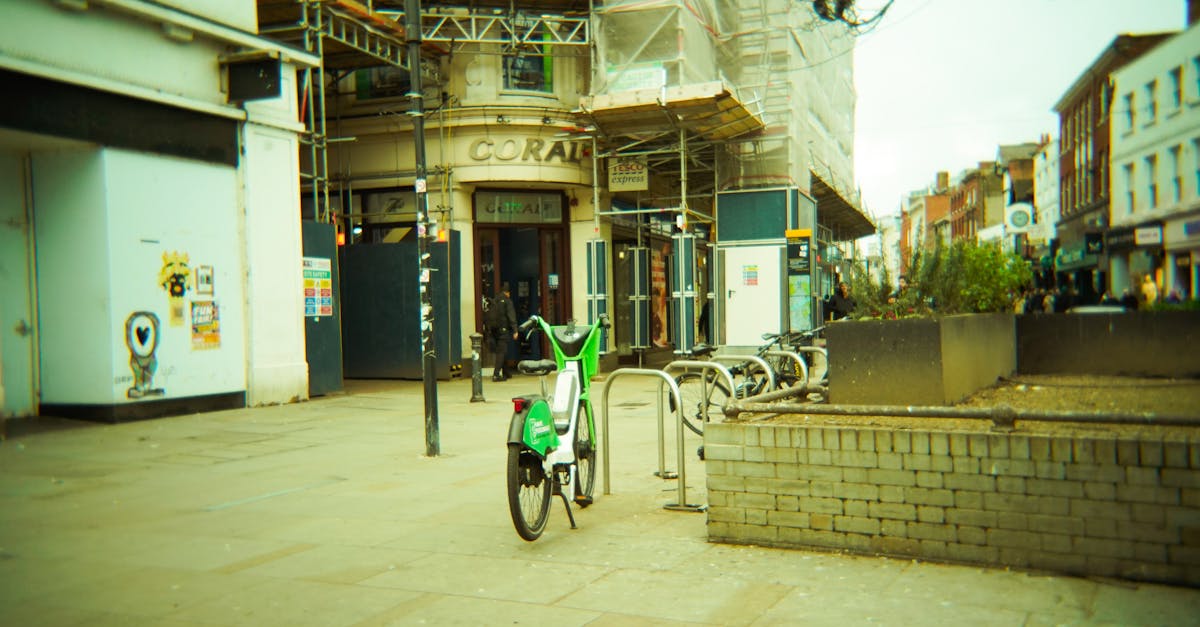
[508,397,558,457]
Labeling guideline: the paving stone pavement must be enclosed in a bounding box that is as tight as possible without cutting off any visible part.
[1,376,1198,626]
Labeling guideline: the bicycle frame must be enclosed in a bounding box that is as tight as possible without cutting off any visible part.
[506,315,607,540]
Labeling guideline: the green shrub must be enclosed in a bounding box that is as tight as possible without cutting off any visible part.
[846,240,1032,319]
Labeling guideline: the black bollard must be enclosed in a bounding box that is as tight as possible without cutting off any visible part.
[469,333,485,402]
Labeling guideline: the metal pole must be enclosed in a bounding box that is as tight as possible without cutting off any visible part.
[469,333,485,402]
[406,0,439,456]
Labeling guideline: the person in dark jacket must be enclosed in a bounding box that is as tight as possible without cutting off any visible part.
[487,282,518,381]
[829,282,856,320]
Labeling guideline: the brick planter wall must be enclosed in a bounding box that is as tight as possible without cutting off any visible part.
[705,422,1200,586]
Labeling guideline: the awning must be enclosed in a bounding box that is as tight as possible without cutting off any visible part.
[811,171,874,241]
[581,81,764,141]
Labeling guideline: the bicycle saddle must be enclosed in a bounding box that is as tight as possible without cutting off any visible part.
[687,343,715,358]
[551,326,591,357]
[518,359,558,376]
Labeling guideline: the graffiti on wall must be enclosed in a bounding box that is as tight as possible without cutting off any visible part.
[159,251,190,326]
[125,311,164,399]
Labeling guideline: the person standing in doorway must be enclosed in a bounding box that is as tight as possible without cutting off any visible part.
[830,282,856,320]
[1141,274,1159,308]
[487,282,518,381]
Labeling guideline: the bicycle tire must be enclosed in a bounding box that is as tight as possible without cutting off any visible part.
[573,402,596,505]
[673,372,732,436]
[507,443,551,541]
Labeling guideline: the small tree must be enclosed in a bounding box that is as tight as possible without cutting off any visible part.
[846,239,1031,319]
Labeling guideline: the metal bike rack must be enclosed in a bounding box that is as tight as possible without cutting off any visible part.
[601,367,728,513]
[795,346,829,384]
[705,354,775,395]
[662,360,737,427]
[763,349,809,389]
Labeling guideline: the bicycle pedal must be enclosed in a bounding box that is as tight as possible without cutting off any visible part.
[574,495,593,506]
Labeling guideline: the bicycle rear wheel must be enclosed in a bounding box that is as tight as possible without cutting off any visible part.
[573,403,596,506]
[507,443,551,541]
[673,372,732,436]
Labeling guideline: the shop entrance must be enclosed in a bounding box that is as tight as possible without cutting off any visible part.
[475,225,568,366]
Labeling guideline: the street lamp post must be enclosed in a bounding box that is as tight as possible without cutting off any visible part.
[405,0,439,457]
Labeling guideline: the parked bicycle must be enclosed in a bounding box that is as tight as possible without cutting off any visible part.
[506,313,610,541]
[671,327,827,437]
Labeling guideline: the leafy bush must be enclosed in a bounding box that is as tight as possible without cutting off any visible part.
[846,240,1032,319]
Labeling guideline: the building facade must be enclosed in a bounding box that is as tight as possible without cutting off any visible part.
[1052,32,1173,303]
[320,0,872,367]
[1,1,318,418]
[1109,20,1200,301]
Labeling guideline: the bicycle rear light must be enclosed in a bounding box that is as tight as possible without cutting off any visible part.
[512,398,529,412]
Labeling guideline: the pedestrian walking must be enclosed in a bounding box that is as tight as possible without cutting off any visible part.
[485,282,518,381]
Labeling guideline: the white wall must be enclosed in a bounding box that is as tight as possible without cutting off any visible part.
[1,2,230,113]
[0,151,32,416]
[1110,24,1200,227]
[34,148,246,405]
[243,124,309,405]
[105,149,246,400]
[1033,139,1060,244]
[33,149,115,403]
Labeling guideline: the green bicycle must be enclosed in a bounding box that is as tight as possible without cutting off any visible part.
[506,313,610,541]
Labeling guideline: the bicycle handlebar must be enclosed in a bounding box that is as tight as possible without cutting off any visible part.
[519,314,611,336]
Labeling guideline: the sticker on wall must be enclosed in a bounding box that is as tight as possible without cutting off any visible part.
[159,251,191,326]
[195,265,214,296]
[302,257,333,318]
[191,300,220,349]
[125,311,164,399]
[743,265,759,286]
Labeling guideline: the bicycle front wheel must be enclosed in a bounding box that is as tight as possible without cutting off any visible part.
[674,372,731,436]
[573,403,596,506]
[507,444,551,541]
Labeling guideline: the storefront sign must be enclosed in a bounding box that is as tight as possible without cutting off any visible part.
[608,156,648,192]
[467,137,585,164]
[475,190,563,224]
[1135,225,1163,246]
[606,63,666,92]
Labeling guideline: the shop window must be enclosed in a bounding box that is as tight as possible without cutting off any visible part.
[1123,93,1135,133]
[1169,66,1183,112]
[1144,80,1157,126]
[1170,145,1183,203]
[1122,163,1135,216]
[503,51,553,93]
[1145,154,1158,209]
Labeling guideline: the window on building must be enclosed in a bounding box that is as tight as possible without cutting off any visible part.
[503,50,553,93]
[1194,138,1200,198]
[1123,92,1135,132]
[1144,80,1157,125]
[1145,154,1158,209]
[1170,144,1183,203]
[1123,163,1135,216]
[1170,66,1184,111]
[1194,56,1200,103]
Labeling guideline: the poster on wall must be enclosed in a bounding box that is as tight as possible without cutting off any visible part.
[651,246,668,347]
[191,300,220,349]
[303,257,334,318]
[789,276,811,331]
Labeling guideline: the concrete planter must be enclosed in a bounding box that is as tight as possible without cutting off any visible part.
[826,313,1016,406]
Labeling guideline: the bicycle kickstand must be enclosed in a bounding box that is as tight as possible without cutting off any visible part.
[559,491,578,529]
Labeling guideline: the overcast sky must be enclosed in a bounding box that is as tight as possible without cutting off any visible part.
[853,0,1188,221]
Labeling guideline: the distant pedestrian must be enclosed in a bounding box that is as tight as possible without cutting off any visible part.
[1120,289,1139,311]
[830,282,856,320]
[1141,274,1159,307]
[485,282,518,381]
